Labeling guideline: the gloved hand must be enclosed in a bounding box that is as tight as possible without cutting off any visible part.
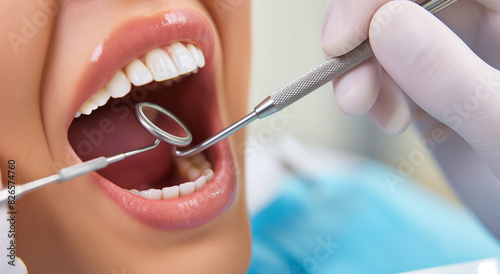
[322,0,500,177]
[322,0,500,238]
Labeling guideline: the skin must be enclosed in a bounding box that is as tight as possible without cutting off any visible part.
[0,0,251,273]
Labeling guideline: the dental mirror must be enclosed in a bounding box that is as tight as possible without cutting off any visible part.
[134,102,192,147]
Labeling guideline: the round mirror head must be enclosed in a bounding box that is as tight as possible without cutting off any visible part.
[135,102,192,147]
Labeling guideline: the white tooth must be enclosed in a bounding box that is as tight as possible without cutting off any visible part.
[187,44,205,68]
[203,169,214,181]
[129,189,140,195]
[179,182,196,196]
[161,185,179,199]
[194,176,207,192]
[106,70,131,98]
[74,112,81,118]
[170,42,197,75]
[125,59,153,86]
[140,188,162,200]
[90,88,110,107]
[79,101,97,115]
[145,48,179,81]
[196,47,205,68]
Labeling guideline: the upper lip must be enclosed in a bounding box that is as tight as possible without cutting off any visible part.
[64,8,237,230]
[67,9,214,130]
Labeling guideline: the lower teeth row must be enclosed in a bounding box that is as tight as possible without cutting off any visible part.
[128,153,214,200]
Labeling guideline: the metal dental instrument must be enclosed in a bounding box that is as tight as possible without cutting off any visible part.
[172,0,458,158]
[0,0,456,204]
[135,102,192,147]
[0,140,160,204]
[0,104,192,204]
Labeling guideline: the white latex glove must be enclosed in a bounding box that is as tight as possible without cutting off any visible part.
[322,0,500,238]
[322,0,500,178]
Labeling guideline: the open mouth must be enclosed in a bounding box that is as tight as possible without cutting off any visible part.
[65,10,236,230]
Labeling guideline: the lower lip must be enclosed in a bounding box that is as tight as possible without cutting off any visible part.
[92,139,236,230]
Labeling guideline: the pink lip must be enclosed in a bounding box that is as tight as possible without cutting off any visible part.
[67,9,214,129]
[92,141,236,230]
[66,8,237,230]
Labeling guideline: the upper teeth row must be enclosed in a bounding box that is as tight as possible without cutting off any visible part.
[75,42,205,118]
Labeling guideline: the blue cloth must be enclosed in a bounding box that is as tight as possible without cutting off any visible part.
[249,161,500,274]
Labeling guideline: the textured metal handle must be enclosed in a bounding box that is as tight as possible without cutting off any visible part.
[254,40,373,118]
[272,40,372,111]
[254,0,458,119]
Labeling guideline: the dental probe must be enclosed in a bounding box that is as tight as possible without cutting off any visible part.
[0,139,161,204]
[173,0,458,158]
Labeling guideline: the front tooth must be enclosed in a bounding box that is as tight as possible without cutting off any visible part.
[140,188,162,200]
[79,101,97,115]
[145,48,179,81]
[187,44,205,68]
[106,70,131,98]
[179,182,196,196]
[170,42,197,75]
[162,185,179,199]
[90,88,110,107]
[125,59,153,86]
[194,176,207,191]
[74,112,81,118]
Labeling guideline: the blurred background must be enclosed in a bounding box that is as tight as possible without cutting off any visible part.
[245,0,459,211]
[244,2,500,272]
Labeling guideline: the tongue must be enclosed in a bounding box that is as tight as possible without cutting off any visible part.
[68,104,173,190]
